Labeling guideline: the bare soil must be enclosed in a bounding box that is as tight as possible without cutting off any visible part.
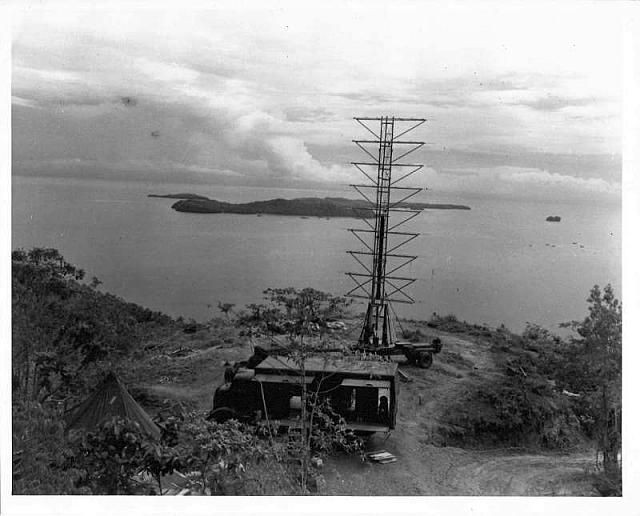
[322,326,597,496]
[138,320,598,496]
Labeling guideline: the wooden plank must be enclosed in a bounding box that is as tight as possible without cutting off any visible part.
[397,369,413,382]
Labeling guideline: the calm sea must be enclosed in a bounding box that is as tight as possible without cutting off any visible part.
[12,175,621,334]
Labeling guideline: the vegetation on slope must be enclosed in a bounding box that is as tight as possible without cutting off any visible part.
[424,295,621,494]
[12,252,362,494]
[12,248,181,493]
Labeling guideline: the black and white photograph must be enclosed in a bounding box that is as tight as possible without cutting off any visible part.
[2,0,639,513]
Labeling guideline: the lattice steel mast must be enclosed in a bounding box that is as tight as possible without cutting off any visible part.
[346,116,426,350]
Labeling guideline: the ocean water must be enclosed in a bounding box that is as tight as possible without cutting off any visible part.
[11,175,621,333]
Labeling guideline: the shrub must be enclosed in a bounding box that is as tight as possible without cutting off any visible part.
[12,401,87,494]
[69,417,148,495]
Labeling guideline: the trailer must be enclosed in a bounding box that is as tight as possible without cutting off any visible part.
[211,353,398,434]
[375,338,443,369]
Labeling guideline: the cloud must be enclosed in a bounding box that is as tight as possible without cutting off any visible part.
[514,94,596,112]
[423,165,620,202]
[10,4,623,199]
[11,95,39,109]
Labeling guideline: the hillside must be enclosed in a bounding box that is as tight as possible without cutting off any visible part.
[11,248,618,496]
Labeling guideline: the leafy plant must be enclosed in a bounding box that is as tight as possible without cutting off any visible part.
[141,439,182,494]
[12,401,86,494]
[179,412,268,494]
[70,417,147,495]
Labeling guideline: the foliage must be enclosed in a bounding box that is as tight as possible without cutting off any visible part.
[560,284,622,476]
[12,247,181,495]
[12,401,87,494]
[217,301,235,320]
[70,417,148,495]
[306,398,364,456]
[12,247,176,405]
[178,412,269,494]
[235,287,360,490]
[140,417,183,494]
[441,283,622,478]
[237,287,351,340]
[445,361,580,449]
[442,322,581,449]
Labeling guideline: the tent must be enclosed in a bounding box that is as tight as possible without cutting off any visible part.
[65,371,161,440]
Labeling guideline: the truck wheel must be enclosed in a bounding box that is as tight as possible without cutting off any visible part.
[402,349,418,366]
[417,352,433,369]
[208,407,235,423]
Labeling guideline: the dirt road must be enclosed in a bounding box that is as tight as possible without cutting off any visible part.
[322,327,598,496]
[143,322,598,496]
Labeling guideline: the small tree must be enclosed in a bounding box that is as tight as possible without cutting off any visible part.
[562,284,622,474]
[217,302,235,320]
[236,287,360,490]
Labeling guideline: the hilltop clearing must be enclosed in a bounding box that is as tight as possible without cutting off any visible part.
[121,314,600,495]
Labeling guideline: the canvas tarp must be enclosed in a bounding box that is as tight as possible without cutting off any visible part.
[65,371,161,440]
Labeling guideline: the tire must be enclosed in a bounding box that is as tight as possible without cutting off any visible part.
[208,406,236,423]
[417,352,433,369]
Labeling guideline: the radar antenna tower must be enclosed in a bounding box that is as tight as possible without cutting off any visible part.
[346,116,427,351]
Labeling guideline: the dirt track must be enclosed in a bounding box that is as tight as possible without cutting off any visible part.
[322,327,598,496]
[143,323,599,496]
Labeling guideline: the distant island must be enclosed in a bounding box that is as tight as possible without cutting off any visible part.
[149,194,471,218]
[148,193,210,200]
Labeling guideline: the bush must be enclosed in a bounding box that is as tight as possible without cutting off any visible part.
[69,417,148,495]
[12,401,86,494]
[178,412,277,494]
[441,323,582,449]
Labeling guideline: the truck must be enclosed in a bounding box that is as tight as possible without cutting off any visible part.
[211,349,398,434]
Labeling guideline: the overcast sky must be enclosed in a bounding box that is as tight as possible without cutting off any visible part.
[11,2,624,201]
